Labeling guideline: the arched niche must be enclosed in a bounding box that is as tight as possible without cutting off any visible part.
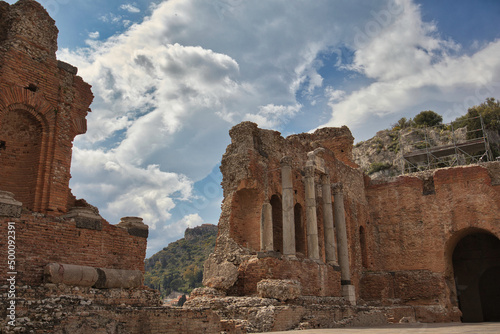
[229,188,261,251]
[0,108,44,210]
[270,194,283,253]
[294,203,306,255]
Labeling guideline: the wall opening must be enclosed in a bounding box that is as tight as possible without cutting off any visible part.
[294,203,306,256]
[270,195,283,253]
[229,189,261,251]
[0,109,43,210]
[452,232,500,322]
[360,225,368,268]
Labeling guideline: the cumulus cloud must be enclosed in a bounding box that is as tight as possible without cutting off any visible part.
[58,0,500,256]
[320,0,500,129]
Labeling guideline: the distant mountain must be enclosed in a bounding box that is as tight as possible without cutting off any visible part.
[144,224,218,297]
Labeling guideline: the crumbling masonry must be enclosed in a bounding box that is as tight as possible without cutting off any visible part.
[1,1,499,333]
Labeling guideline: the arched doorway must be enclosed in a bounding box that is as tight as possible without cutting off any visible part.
[0,109,43,210]
[294,203,306,255]
[452,232,500,322]
[270,195,283,253]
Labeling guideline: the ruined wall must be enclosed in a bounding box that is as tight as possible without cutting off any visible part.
[0,0,93,215]
[204,122,369,298]
[363,163,500,318]
[0,214,148,286]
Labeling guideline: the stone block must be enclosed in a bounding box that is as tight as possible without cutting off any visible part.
[0,190,22,217]
[257,279,301,301]
[117,216,149,238]
[62,207,102,230]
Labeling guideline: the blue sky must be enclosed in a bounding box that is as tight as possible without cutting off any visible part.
[5,0,500,257]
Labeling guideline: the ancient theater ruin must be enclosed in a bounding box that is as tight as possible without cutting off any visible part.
[1,1,499,333]
[201,121,500,324]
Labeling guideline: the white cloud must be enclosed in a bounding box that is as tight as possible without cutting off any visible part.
[120,4,141,13]
[88,31,100,39]
[163,213,204,236]
[320,0,500,129]
[57,0,500,256]
[245,104,302,129]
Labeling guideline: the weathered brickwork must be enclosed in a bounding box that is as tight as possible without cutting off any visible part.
[0,214,148,286]
[206,119,499,325]
[363,163,500,321]
[2,1,500,332]
[0,0,93,214]
[204,122,369,301]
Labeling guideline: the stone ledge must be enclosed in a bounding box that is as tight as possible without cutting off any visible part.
[0,190,22,217]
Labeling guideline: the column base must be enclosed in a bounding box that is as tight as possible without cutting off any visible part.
[342,284,356,305]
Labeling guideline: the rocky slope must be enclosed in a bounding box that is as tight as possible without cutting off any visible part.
[353,126,498,179]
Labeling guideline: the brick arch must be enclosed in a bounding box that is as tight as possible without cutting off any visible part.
[0,87,55,121]
[0,87,56,212]
[444,227,500,322]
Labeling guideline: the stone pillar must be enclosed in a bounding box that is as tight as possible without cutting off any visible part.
[260,201,274,251]
[281,156,296,257]
[332,182,356,304]
[304,166,320,261]
[322,171,337,266]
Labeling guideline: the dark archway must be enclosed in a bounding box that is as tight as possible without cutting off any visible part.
[270,195,283,253]
[479,266,500,321]
[0,109,43,210]
[452,232,500,322]
[294,203,306,255]
[360,225,368,268]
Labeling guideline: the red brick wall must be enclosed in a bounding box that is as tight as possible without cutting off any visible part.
[0,1,93,214]
[363,164,500,306]
[232,257,341,297]
[0,214,147,286]
[0,109,43,209]
[229,188,263,251]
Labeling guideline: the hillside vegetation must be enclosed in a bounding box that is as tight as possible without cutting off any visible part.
[144,224,217,298]
[353,98,500,179]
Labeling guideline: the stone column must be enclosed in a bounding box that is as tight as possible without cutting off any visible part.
[260,201,274,251]
[332,182,356,304]
[322,171,337,266]
[304,166,320,261]
[281,156,296,257]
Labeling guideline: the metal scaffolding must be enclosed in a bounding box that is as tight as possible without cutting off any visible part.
[400,115,492,174]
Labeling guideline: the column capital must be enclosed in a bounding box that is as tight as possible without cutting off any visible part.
[331,182,343,195]
[280,156,293,167]
[304,165,315,178]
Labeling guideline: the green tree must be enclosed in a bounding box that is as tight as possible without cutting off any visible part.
[391,117,414,130]
[413,110,443,127]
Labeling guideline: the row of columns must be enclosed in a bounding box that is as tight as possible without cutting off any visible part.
[259,154,355,303]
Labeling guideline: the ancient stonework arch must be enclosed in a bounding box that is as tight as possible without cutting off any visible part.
[444,227,500,322]
[0,87,58,212]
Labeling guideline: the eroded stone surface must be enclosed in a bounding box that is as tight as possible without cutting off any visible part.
[257,279,301,301]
